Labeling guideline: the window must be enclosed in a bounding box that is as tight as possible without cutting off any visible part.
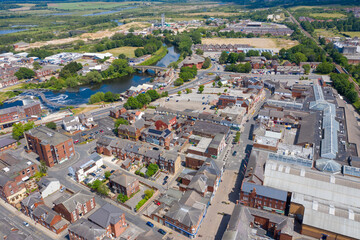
[22,171,25,175]
[27,169,30,173]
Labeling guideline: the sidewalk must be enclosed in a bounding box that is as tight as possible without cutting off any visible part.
[0,198,61,239]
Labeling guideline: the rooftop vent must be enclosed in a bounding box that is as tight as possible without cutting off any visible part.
[278,164,283,172]
[47,133,53,137]
[285,166,290,174]
[27,161,32,166]
[329,205,335,215]
[312,201,318,211]
[300,169,305,177]
[330,175,336,184]
[3,167,9,172]
[349,209,355,220]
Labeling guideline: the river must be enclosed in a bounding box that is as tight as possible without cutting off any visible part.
[5,45,180,111]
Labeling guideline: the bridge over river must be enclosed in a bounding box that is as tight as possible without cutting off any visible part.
[133,65,168,74]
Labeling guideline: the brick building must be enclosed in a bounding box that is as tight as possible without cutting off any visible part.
[109,107,127,119]
[181,55,205,69]
[0,138,17,152]
[68,218,106,240]
[109,171,140,198]
[32,204,69,234]
[88,203,127,238]
[53,191,95,223]
[118,119,146,141]
[240,182,288,215]
[0,153,38,205]
[25,126,75,167]
[0,103,41,124]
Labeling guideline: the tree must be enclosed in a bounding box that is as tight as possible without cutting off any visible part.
[45,122,57,130]
[302,64,311,75]
[104,171,111,180]
[118,54,127,59]
[124,96,142,109]
[174,77,184,86]
[227,53,239,64]
[261,52,272,60]
[146,89,160,101]
[177,91,182,95]
[144,189,154,199]
[218,81,223,88]
[97,183,110,196]
[15,68,35,80]
[198,85,204,93]
[219,51,228,64]
[33,62,42,70]
[161,91,168,97]
[136,93,151,106]
[212,81,216,87]
[293,52,307,65]
[185,88,192,94]
[234,131,241,143]
[202,57,211,69]
[12,121,35,140]
[316,62,335,74]
[39,160,48,174]
[195,49,204,55]
[115,118,129,129]
[135,48,144,57]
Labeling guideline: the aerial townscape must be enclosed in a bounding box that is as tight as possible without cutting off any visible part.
[0,0,360,239]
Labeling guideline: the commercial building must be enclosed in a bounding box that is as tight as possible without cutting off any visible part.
[240,182,288,215]
[0,138,17,153]
[25,126,75,167]
[263,160,360,239]
[53,191,95,223]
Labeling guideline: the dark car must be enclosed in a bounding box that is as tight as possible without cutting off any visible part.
[232,151,237,156]
[146,221,154,228]
[81,133,87,136]
[162,181,167,185]
[100,129,104,133]
[89,173,96,177]
[158,229,166,235]
[101,165,106,169]
[95,131,99,134]
[110,170,115,174]
[164,176,169,181]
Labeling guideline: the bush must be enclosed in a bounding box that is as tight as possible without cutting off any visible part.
[135,198,148,211]
[104,171,111,179]
[45,122,57,130]
[144,189,154,199]
[174,78,184,86]
[117,193,129,203]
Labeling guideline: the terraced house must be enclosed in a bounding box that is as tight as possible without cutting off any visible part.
[0,153,37,205]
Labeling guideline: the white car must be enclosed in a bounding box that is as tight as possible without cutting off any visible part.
[23,222,29,227]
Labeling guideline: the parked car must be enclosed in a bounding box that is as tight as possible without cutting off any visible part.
[146,221,154,228]
[23,222,29,227]
[100,129,104,133]
[158,229,166,235]
[176,100,179,102]
[81,133,87,136]
[162,181,167,185]
[101,165,106,169]
[232,151,237,156]
[164,176,169,181]
[60,186,66,193]
[95,131,99,134]
[110,170,115,174]
[89,173,96,177]
[74,140,79,144]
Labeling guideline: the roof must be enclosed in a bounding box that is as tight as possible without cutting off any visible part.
[38,177,59,188]
[88,203,125,229]
[32,205,60,225]
[315,158,342,173]
[26,126,71,146]
[53,190,93,212]
[21,192,42,208]
[109,172,138,187]
[241,182,287,201]
[0,138,16,148]
[68,218,106,240]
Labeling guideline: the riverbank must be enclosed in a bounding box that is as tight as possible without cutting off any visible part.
[139,46,168,66]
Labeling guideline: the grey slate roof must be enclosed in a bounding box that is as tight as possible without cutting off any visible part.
[38,177,59,188]
[88,203,125,229]
[32,205,59,225]
[68,218,106,240]
[0,138,16,148]
[110,172,137,187]
[241,182,287,201]
[21,192,42,208]
[165,201,204,228]
[53,190,93,213]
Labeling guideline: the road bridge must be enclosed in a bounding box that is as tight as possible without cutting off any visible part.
[133,65,168,74]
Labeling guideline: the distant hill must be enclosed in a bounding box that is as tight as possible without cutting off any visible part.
[222,0,359,8]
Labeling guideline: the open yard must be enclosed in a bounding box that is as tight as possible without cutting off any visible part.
[48,1,135,10]
[101,47,138,58]
[342,32,360,38]
[202,38,299,50]
[314,28,343,38]
[309,12,347,19]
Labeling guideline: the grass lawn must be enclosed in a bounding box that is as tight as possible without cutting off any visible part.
[314,28,343,38]
[309,13,346,18]
[342,32,360,38]
[101,47,138,58]
[139,46,168,66]
[48,1,135,10]
[72,106,99,115]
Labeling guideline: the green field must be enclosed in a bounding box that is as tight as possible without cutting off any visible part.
[342,32,360,38]
[314,28,343,38]
[101,47,138,58]
[48,1,136,10]
[309,12,346,19]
